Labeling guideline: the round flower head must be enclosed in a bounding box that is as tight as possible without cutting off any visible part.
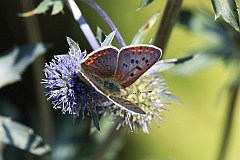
[101,62,178,134]
[42,37,109,128]
[42,37,177,133]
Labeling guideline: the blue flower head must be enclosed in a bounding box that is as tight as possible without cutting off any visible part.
[42,37,177,133]
[42,37,108,129]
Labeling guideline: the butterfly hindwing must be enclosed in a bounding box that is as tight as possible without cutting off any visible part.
[114,45,162,88]
[81,46,119,78]
[108,95,146,114]
[77,71,145,114]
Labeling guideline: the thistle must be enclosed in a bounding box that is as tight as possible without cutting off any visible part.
[42,37,177,133]
[101,70,175,134]
[42,38,110,129]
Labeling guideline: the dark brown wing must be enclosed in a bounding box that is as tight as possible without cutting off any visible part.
[81,46,119,78]
[114,45,162,88]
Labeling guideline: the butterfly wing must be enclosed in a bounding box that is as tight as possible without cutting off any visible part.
[108,95,146,114]
[81,46,119,78]
[114,45,162,88]
[78,71,145,114]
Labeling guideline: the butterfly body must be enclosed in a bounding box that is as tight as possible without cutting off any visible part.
[78,45,162,114]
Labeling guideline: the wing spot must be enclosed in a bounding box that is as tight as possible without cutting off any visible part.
[130,59,134,64]
[145,59,149,63]
[136,66,142,70]
[130,73,134,77]
[122,63,128,68]
[142,57,145,61]
[135,60,139,64]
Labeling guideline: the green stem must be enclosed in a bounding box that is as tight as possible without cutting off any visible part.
[90,124,123,160]
[86,0,126,47]
[154,0,183,55]
[218,78,240,160]
[19,0,52,147]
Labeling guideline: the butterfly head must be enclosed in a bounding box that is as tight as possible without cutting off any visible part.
[103,80,121,95]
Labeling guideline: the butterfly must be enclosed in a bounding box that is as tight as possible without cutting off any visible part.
[77,45,162,114]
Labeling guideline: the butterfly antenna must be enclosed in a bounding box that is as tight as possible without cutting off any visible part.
[121,90,152,98]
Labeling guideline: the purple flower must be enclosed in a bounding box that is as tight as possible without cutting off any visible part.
[42,37,177,133]
[41,39,109,129]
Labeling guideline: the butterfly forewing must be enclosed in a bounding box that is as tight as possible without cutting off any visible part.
[108,95,146,114]
[114,45,162,88]
[81,46,119,78]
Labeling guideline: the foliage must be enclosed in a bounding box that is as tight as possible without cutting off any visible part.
[1,0,240,160]
[211,0,240,31]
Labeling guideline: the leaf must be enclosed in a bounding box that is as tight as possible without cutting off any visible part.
[178,9,238,65]
[145,55,195,75]
[211,0,240,31]
[0,116,51,155]
[51,1,64,15]
[0,43,50,88]
[96,27,106,45]
[18,0,64,17]
[100,30,116,48]
[137,0,155,10]
[169,53,216,75]
[90,110,100,131]
[131,12,159,45]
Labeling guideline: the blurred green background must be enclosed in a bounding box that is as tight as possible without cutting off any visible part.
[93,0,240,160]
[1,0,240,160]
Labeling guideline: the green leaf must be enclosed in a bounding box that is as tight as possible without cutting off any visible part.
[18,0,64,17]
[51,1,64,15]
[67,37,81,53]
[211,0,240,31]
[90,110,100,131]
[146,55,195,75]
[96,27,106,45]
[137,0,155,10]
[0,116,51,155]
[66,37,87,62]
[178,9,238,65]
[131,13,159,45]
[0,43,50,88]
[100,30,116,47]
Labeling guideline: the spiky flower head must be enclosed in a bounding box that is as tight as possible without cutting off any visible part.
[42,37,109,128]
[101,60,179,134]
[42,36,178,133]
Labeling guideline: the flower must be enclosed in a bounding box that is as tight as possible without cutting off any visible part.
[42,37,177,133]
[41,39,109,128]
[101,64,178,134]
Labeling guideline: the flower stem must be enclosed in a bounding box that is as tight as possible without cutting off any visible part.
[218,77,240,160]
[86,0,126,47]
[19,0,53,148]
[66,0,100,50]
[90,124,123,160]
[153,0,183,55]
